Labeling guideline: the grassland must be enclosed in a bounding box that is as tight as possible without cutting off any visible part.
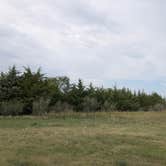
[0,111,166,166]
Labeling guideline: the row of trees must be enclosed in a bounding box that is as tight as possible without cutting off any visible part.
[0,66,165,115]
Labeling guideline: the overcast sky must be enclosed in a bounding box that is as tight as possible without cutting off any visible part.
[0,0,166,94]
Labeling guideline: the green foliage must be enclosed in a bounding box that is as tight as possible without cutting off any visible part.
[32,98,50,115]
[0,66,165,115]
[49,101,73,113]
[82,97,99,112]
[0,66,21,101]
[0,100,24,116]
[103,100,117,111]
[20,67,48,100]
[66,79,87,111]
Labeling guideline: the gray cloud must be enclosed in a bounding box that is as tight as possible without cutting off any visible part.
[0,0,166,89]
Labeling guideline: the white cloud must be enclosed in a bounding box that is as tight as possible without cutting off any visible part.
[0,0,166,88]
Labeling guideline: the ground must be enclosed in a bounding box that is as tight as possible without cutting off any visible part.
[0,111,166,166]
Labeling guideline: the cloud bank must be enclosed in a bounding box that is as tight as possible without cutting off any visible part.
[0,0,166,94]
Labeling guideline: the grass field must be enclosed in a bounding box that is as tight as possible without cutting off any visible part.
[0,112,166,166]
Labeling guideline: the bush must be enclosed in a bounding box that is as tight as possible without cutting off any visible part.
[49,101,73,113]
[32,98,50,115]
[102,100,117,111]
[82,97,99,112]
[149,104,166,112]
[0,100,24,116]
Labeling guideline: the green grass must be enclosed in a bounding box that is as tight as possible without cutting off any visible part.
[0,111,166,166]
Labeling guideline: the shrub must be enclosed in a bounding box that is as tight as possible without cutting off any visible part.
[0,100,24,116]
[102,100,117,111]
[82,97,99,112]
[32,98,50,115]
[49,101,73,113]
[149,104,166,112]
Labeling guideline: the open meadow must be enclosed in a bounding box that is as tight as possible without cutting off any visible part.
[0,111,166,166]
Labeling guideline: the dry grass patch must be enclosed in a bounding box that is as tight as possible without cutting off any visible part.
[0,111,166,165]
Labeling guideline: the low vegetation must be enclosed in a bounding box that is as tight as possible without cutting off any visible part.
[0,66,166,165]
[0,112,166,166]
[0,66,165,115]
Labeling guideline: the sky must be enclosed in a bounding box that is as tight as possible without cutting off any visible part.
[0,0,166,95]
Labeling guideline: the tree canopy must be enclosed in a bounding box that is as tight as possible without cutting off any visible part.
[0,66,165,115]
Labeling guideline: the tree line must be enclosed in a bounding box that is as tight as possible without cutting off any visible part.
[0,66,165,115]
